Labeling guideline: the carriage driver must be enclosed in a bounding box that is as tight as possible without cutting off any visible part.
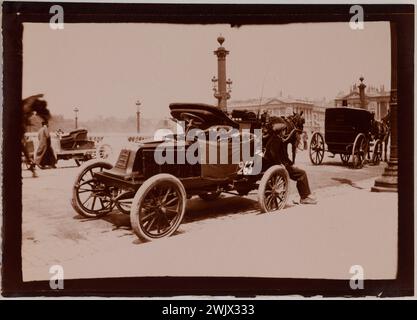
[264,117,317,205]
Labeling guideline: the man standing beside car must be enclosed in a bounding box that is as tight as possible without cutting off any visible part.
[263,117,317,205]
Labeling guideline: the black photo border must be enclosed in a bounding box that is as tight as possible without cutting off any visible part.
[2,1,414,297]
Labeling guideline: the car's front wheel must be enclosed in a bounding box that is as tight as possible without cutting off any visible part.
[130,174,187,242]
[258,165,289,213]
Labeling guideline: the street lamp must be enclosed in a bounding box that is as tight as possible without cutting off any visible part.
[135,100,141,133]
[73,107,79,129]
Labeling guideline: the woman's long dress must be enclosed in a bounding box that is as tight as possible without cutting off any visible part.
[35,126,57,167]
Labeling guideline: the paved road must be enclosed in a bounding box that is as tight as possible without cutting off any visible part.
[21,150,395,281]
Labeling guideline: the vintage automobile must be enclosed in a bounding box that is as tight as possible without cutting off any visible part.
[22,129,113,170]
[71,103,294,241]
[309,107,383,168]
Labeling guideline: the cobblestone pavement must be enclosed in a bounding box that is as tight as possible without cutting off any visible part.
[21,150,396,281]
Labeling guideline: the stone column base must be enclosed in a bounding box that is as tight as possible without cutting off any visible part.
[371,161,398,192]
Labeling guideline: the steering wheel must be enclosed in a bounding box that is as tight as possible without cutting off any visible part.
[179,112,206,134]
[179,112,205,126]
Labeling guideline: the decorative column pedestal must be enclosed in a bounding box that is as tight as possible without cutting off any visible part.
[371,23,398,193]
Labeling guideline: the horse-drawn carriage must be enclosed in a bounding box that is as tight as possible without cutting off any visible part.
[71,103,303,241]
[309,107,385,169]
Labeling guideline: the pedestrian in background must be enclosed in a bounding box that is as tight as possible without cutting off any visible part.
[35,121,57,169]
[303,131,308,150]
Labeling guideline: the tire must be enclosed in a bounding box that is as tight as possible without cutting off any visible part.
[372,139,383,165]
[340,154,350,165]
[199,191,221,201]
[71,159,114,218]
[130,174,186,242]
[309,132,325,165]
[351,133,368,169]
[258,165,289,213]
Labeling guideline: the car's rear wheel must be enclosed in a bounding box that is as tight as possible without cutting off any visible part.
[130,174,186,242]
[115,190,135,214]
[71,159,114,218]
[258,165,289,213]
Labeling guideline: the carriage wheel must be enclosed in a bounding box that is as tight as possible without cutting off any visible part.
[199,191,221,201]
[309,132,325,165]
[130,174,186,242]
[71,160,114,218]
[372,139,383,165]
[351,133,368,169]
[258,165,289,213]
[340,154,350,165]
[115,190,135,214]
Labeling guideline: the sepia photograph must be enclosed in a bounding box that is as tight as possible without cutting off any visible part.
[1,1,414,298]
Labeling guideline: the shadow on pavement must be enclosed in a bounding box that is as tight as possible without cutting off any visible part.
[331,177,364,189]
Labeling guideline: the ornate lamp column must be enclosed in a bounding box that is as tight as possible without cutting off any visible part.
[372,23,398,192]
[135,100,141,133]
[73,107,79,129]
[358,76,367,109]
[213,35,232,111]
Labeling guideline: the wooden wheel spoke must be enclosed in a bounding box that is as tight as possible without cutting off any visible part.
[141,210,158,222]
[164,195,179,206]
[91,196,97,211]
[266,195,275,209]
[82,194,93,206]
[161,187,171,202]
[165,208,179,216]
[145,216,158,232]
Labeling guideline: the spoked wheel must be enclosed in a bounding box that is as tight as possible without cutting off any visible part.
[130,174,186,242]
[340,154,351,165]
[199,191,221,201]
[115,190,135,214]
[258,165,289,213]
[351,133,368,169]
[309,132,325,165]
[372,139,383,165]
[71,160,114,218]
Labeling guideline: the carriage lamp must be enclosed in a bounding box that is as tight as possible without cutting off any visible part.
[73,107,79,129]
[226,78,233,94]
[211,76,218,92]
[135,100,141,133]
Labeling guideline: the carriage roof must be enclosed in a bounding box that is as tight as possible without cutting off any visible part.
[324,107,373,153]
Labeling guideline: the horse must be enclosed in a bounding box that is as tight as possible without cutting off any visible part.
[262,111,305,164]
[22,94,51,177]
[370,111,390,162]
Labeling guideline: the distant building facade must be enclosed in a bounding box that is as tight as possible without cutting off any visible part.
[334,83,390,121]
[228,96,327,134]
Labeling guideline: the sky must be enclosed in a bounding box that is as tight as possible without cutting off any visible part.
[22,22,390,120]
